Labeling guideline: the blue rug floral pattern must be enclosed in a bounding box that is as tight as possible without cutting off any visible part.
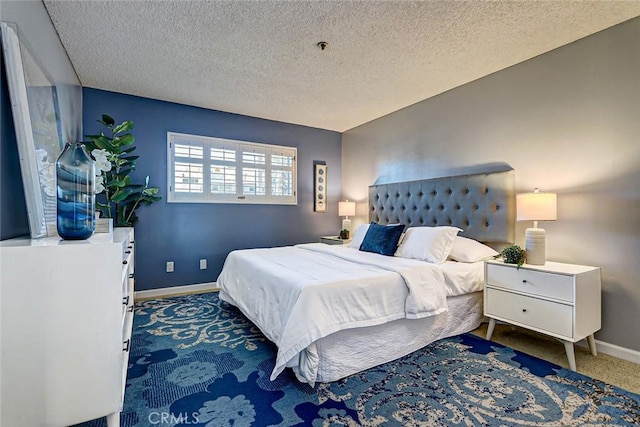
[79,292,639,426]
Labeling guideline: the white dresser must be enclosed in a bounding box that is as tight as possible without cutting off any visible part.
[484,260,601,371]
[0,228,135,427]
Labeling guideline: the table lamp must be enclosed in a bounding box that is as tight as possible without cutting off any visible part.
[338,200,356,236]
[516,188,557,265]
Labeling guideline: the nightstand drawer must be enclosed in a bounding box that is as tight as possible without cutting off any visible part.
[485,288,573,338]
[486,263,574,302]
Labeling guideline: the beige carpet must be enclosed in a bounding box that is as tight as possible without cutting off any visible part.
[472,322,640,395]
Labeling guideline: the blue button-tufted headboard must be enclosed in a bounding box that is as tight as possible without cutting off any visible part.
[368,170,515,243]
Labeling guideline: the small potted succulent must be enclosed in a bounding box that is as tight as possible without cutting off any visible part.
[501,245,526,268]
[339,229,350,239]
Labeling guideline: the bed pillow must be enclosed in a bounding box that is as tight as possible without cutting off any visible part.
[348,224,370,248]
[359,222,405,256]
[448,236,499,263]
[394,226,461,263]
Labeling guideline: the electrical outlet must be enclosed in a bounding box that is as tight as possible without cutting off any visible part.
[200,259,207,270]
[166,261,174,273]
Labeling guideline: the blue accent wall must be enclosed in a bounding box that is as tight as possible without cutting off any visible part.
[83,88,342,290]
[1,49,30,240]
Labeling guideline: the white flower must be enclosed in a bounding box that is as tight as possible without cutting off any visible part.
[92,149,112,194]
[92,149,112,173]
[95,174,105,194]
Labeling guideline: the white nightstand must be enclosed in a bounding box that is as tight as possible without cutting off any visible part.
[484,260,601,371]
[320,236,351,245]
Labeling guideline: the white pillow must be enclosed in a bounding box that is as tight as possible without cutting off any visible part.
[395,226,461,263]
[448,236,499,263]
[348,224,370,248]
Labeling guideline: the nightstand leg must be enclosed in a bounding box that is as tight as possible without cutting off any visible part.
[563,341,577,371]
[486,318,496,340]
[587,334,597,356]
[106,412,120,427]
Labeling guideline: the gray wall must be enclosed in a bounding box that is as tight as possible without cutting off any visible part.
[342,18,640,351]
[1,1,80,87]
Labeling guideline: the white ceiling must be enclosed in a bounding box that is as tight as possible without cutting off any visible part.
[43,1,640,132]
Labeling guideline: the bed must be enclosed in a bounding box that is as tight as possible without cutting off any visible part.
[217,170,515,385]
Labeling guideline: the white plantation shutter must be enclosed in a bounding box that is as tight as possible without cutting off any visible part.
[173,143,204,195]
[210,147,236,196]
[168,132,297,204]
[270,149,295,203]
[241,145,267,199]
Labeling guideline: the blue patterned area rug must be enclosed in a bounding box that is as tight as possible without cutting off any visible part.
[79,292,639,426]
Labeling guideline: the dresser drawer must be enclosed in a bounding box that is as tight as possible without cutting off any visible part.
[486,263,574,302]
[485,288,573,338]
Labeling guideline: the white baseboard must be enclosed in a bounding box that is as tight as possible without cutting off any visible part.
[134,282,218,300]
[576,338,640,364]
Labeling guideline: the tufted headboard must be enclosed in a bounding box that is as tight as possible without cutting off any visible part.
[368,170,515,243]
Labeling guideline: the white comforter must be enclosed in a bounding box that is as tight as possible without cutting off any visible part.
[217,243,448,385]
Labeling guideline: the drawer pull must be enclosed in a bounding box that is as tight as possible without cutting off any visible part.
[123,260,128,265]
[522,308,527,312]
[123,339,130,352]
[125,250,132,254]
[522,280,527,283]
[123,296,130,305]
[129,273,134,279]
[130,241,135,244]
[128,245,133,249]
[128,305,134,313]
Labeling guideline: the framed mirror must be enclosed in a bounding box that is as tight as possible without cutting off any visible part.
[1,21,82,238]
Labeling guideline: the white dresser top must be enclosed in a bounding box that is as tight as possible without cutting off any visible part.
[0,227,132,248]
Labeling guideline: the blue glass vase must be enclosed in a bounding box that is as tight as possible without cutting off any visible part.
[56,142,96,240]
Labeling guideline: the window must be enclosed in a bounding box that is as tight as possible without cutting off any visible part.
[168,132,297,204]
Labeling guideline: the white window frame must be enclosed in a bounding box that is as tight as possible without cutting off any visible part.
[167,132,297,205]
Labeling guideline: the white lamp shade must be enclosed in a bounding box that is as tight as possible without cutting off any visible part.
[338,201,356,217]
[516,192,557,221]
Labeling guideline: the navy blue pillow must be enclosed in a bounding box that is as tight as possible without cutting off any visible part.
[359,222,406,256]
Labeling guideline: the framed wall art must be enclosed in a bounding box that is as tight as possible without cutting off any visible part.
[1,21,82,238]
[313,162,327,212]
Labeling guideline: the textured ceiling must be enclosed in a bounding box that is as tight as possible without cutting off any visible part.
[43,1,640,132]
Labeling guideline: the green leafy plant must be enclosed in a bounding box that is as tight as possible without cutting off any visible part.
[84,114,161,227]
[501,245,526,268]
[339,229,350,239]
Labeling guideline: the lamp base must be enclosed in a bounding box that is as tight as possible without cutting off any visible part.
[342,218,352,233]
[525,227,546,265]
